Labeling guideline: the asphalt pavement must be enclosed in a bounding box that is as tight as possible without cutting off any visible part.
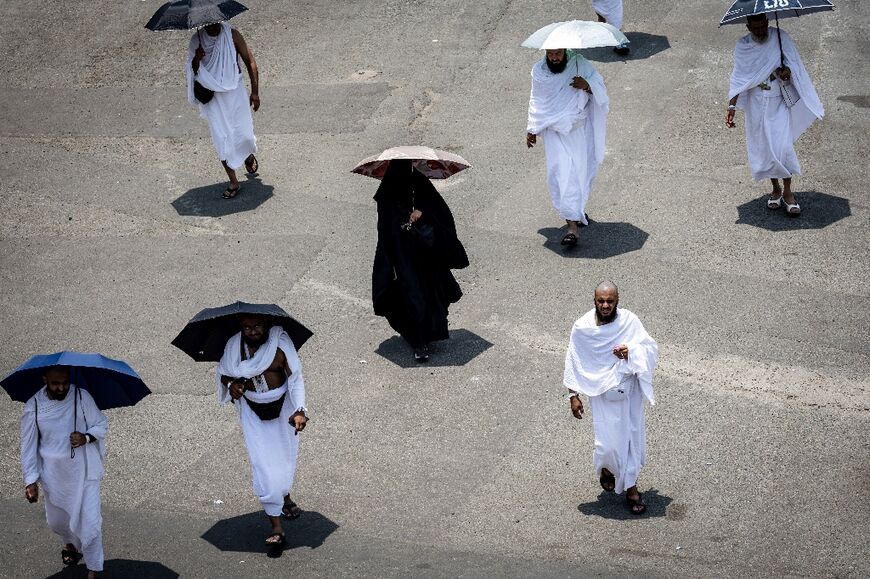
[0,1,868,578]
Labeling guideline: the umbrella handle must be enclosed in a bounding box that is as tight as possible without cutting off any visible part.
[775,12,785,70]
[71,384,77,459]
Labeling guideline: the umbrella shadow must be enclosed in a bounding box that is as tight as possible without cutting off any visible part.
[171,175,274,217]
[375,328,493,368]
[201,510,338,555]
[582,32,670,62]
[45,559,178,578]
[735,191,851,231]
[538,219,649,259]
[577,488,673,520]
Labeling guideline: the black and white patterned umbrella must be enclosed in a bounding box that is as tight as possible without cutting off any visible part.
[720,0,834,26]
[145,0,248,31]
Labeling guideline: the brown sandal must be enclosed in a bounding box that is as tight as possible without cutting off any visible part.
[626,491,647,515]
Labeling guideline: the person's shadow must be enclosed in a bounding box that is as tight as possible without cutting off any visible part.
[375,328,494,368]
[171,174,274,217]
[538,219,649,258]
[735,191,851,231]
[577,488,673,519]
[45,559,178,578]
[582,32,670,62]
[201,510,338,555]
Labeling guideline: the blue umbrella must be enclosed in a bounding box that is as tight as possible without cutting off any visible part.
[1,352,151,410]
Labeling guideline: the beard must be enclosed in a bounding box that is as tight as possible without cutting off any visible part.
[595,306,618,325]
[546,56,568,74]
[243,333,268,348]
[751,31,768,43]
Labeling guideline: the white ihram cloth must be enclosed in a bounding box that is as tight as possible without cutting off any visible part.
[21,386,108,572]
[527,53,609,224]
[591,0,624,30]
[186,22,256,170]
[729,30,824,181]
[564,309,658,493]
[217,326,306,516]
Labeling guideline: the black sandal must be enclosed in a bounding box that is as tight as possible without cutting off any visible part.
[222,185,240,199]
[626,491,647,515]
[560,232,578,246]
[61,548,83,566]
[599,470,616,492]
[245,155,259,174]
[265,532,285,558]
[281,499,301,520]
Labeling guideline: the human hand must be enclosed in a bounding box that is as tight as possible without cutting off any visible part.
[195,47,205,61]
[777,67,791,82]
[70,431,88,448]
[250,93,260,111]
[570,395,584,419]
[570,76,592,93]
[725,108,736,128]
[409,209,423,223]
[229,380,245,401]
[612,344,629,360]
[25,483,38,503]
[290,411,308,435]
[526,133,536,148]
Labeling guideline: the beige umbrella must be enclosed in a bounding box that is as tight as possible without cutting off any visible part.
[351,146,471,180]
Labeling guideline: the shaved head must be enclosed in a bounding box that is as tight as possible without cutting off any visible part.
[594,281,618,297]
[593,281,619,325]
[43,366,71,400]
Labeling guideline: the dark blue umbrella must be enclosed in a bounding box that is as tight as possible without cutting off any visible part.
[1,352,151,410]
[720,0,834,25]
[172,302,313,362]
[720,1,834,70]
[145,0,248,31]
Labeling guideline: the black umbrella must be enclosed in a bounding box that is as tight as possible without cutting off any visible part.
[145,0,248,31]
[720,0,834,25]
[720,1,834,68]
[172,302,313,362]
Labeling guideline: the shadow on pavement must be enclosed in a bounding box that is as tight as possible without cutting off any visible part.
[582,32,670,62]
[172,174,274,217]
[45,559,179,578]
[735,191,851,231]
[538,219,648,259]
[375,328,493,368]
[577,488,672,520]
[201,510,338,555]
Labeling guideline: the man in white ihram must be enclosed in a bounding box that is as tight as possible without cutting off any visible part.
[591,0,629,55]
[187,22,260,199]
[526,48,609,247]
[217,315,308,557]
[563,282,658,515]
[21,366,108,579]
[725,14,824,217]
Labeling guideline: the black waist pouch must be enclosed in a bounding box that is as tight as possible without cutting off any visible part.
[244,393,286,421]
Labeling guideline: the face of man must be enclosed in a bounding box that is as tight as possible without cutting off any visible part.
[545,49,568,74]
[746,16,769,43]
[204,23,222,36]
[239,315,269,347]
[43,367,70,400]
[594,288,619,324]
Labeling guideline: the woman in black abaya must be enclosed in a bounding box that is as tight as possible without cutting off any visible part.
[372,160,469,362]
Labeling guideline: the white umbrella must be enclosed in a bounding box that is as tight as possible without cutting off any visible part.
[351,146,471,180]
[521,20,628,50]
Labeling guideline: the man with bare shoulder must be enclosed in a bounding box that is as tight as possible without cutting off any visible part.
[216,315,308,557]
